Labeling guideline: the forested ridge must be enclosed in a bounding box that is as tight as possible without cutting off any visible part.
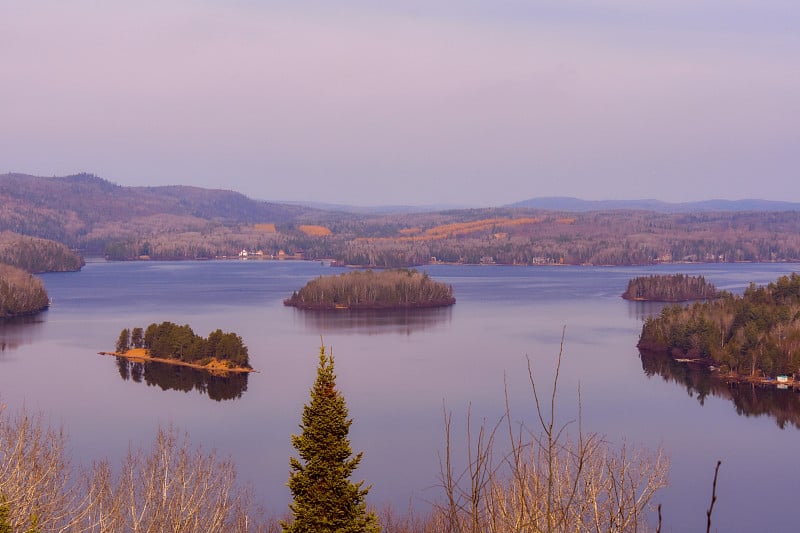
[284,269,455,310]
[639,273,800,378]
[622,274,719,301]
[0,231,84,273]
[5,172,800,267]
[115,322,250,370]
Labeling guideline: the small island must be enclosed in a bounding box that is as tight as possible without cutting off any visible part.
[284,268,456,310]
[103,322,253,373]
[0,263,50,318]
[638,273,800,388]
[622,274,720,302]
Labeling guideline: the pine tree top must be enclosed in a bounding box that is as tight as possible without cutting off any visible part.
[283,345,380,533]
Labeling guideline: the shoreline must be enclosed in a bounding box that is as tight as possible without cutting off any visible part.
[283,298,456,311]
[639,347,800,391]
[95,256,800,268]
[716,371,800,390]
[98,349,256,374]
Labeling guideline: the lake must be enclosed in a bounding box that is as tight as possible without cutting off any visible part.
[1,260,799,531]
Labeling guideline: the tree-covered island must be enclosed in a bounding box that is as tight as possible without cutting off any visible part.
[284,268,455,310]
[623,274,720,301]
[0,264,50,318]
[638,273,800,385]
[107,322,252,373]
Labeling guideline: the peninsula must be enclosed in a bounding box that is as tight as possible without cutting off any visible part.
[638,273,800,388]
[284,268,455,310]
[0,263,50,318]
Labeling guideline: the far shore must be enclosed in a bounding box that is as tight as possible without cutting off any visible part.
[98,348,256,374]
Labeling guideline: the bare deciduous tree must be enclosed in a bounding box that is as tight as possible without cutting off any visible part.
[0,404,94,531]
[1,404,268,533]
[78,425,264,533]
[434,332,669,533]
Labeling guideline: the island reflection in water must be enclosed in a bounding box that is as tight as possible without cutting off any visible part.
[0,315,47,354]
[292,306,453,335]
[627,300,674,321]
[115,357,248,402]
[639,349,800,429]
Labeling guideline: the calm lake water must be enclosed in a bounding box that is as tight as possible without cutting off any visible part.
[2,260,799,531]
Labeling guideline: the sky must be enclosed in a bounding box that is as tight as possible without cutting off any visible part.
[1,1,799,206]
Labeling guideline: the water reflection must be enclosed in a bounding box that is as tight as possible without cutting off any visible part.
[0,315,47,355]
[115,358,248,401]
[639,349,800,429]
[292,307,453,335]
[626,301,674,321]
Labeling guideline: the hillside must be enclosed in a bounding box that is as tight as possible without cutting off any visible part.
[508,197,800,213]
[4,173,800,266]
[0,173,315,250]
[0,231,84,272]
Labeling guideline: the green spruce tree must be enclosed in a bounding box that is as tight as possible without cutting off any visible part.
[116,328,130,353]
[283,346,380,533]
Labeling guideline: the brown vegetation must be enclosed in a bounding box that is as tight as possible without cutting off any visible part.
[0,263,49,318]
[298,224,333,237]
[0,231,84,272]
[0,405,270,532]
[430,336,669,532]
[101,349,255,374]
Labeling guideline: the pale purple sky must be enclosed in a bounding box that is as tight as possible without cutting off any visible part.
[2,1,798,206]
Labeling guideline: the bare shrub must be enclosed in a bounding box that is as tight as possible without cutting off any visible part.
[0,404,90,531]
[77,425,265,532]
[0,404,267,532]
[433,332,669,533]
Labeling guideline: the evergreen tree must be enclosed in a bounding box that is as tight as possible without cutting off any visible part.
[131,327,144,348]
[116,328,130,353]
[283,346,379,533]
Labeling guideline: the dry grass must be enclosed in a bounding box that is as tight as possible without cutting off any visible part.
[299,225,333,237]
[358,217,542,244]
[109,350,254,374]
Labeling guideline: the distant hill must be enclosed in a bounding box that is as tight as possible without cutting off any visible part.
[0,173,318,248]
[0,173,311,224]
[507,197,800,212]
[5,172,800,266]
[278,200,471,215]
